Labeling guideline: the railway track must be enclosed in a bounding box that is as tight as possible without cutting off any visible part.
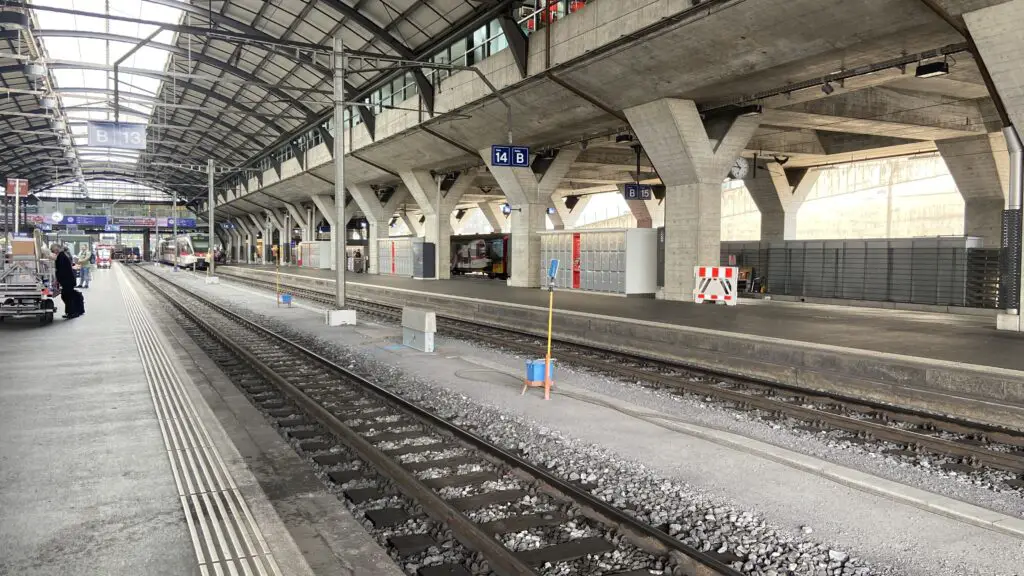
[130,265,744,576]
[217,269,1024,485]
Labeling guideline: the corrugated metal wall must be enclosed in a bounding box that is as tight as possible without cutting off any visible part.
[720,237,999,308]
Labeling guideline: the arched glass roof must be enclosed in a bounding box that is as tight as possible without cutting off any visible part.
[1,0,515,200]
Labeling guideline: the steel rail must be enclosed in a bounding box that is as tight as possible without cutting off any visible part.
[129,266,540,576]
[133,265,743,576]
[216,269,1024,476]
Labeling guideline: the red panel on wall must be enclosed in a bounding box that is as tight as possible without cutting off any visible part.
[571,232,581,289]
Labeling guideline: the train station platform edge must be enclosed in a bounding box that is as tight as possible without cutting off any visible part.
[217,264,1024,373]
[0,264,399,576]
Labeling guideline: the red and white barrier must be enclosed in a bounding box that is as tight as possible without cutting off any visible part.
[693,266,737,305]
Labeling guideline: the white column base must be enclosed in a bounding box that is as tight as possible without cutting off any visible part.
[326,309,357,326]
[205,276,219,284]
[996,312,1022,332]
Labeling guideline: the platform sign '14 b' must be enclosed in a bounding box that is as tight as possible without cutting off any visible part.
[491,145,530,168]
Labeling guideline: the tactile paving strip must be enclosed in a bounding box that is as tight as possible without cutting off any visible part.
[118,266,282,576]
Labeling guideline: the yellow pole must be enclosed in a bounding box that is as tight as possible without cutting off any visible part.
[544,288,553,400]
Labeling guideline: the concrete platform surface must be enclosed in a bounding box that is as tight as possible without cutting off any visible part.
[223,264,1023,370]
[0,265,401,576]
[0,268,196,576]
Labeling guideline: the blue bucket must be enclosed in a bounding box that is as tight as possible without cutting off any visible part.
[525,359,555,382]
[279,293,292,305]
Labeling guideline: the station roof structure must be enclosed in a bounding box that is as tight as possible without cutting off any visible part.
[0,0,511,202]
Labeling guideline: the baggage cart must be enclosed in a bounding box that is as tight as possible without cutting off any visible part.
[0,236,56,325]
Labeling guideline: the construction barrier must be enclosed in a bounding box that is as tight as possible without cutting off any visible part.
[694,266,737,305]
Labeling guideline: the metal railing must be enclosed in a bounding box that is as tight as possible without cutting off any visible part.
[722,243,1002,309]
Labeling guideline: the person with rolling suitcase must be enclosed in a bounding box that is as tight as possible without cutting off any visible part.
[51,243,83,319]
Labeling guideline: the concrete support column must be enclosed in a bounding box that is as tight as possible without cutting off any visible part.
[400,170,477,279]
[547,200,564,230]
[349,185,410,274]
[400,212,424,236]
[235,217,255,264]
[551,191,592,229]
[477,202,506,233]
[624,98,759,300]
[311,194,337,229]
[481,148,580,287]
[937,135,1009,247]
[229,228,242,263]
[742,162,819,241]
[285,202,309,245]
[965,0,1024,330]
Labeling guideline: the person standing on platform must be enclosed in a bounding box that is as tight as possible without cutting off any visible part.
[51,243,82,319]
[76,248,92,289]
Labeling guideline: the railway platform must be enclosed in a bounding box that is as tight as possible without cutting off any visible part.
[215,265,1024,432]
[0,265,402,576]
[151,264,1024,576]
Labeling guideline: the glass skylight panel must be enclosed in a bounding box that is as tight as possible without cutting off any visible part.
[32,0,182,192]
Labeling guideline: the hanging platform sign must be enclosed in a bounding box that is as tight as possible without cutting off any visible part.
[5,178,28,196]
[623,183,653,201]
[87,121,147,150]
[491,145,530,168]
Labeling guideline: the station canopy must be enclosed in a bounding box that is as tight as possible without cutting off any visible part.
[1,0,513,201]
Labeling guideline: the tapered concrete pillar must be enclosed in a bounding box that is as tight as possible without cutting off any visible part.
[310,194,337,229]
[229,228,242,263]
[400,211,424,236]
[549,190,592,229]
[615,186,659,228]
[285,202,309,245]
[965,0,1024,330]
[481,148,580,287]
[624,99,759,300]
[400,170,476,279]
[937,135,1009,247]
[234,217,255,264]
[742,162,820,241]
[349,185,409,274]
[477,202,506,233]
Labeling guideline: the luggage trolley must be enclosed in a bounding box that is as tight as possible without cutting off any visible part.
[0,236,56,325]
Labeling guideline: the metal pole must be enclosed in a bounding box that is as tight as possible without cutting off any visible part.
[208,158,215,276]
[13,182,20,236]
[173,190,178,268]
[333,34,347,309]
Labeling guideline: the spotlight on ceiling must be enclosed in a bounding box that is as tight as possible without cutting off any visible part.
[24,62,45,81]
[455,208,466,221]
[564,195,580,211]
[821,82,835,95]
[546,206,556,215]
[501,203,512,215]
[419,215,425,224]
[735,104,763,117]
[915,60,950,78]
[388,216,397,228]
[615,133,634,143]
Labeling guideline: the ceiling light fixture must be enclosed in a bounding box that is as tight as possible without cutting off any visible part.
[915,60,950,78]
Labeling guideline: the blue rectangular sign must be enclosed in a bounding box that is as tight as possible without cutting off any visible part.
[511,146,529,168]
[548,258,559,279]
[104,224,121,232]
[623,183,653,201]
[491,144,530,168]
[491,145,511,167]
[63,215,108,226]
